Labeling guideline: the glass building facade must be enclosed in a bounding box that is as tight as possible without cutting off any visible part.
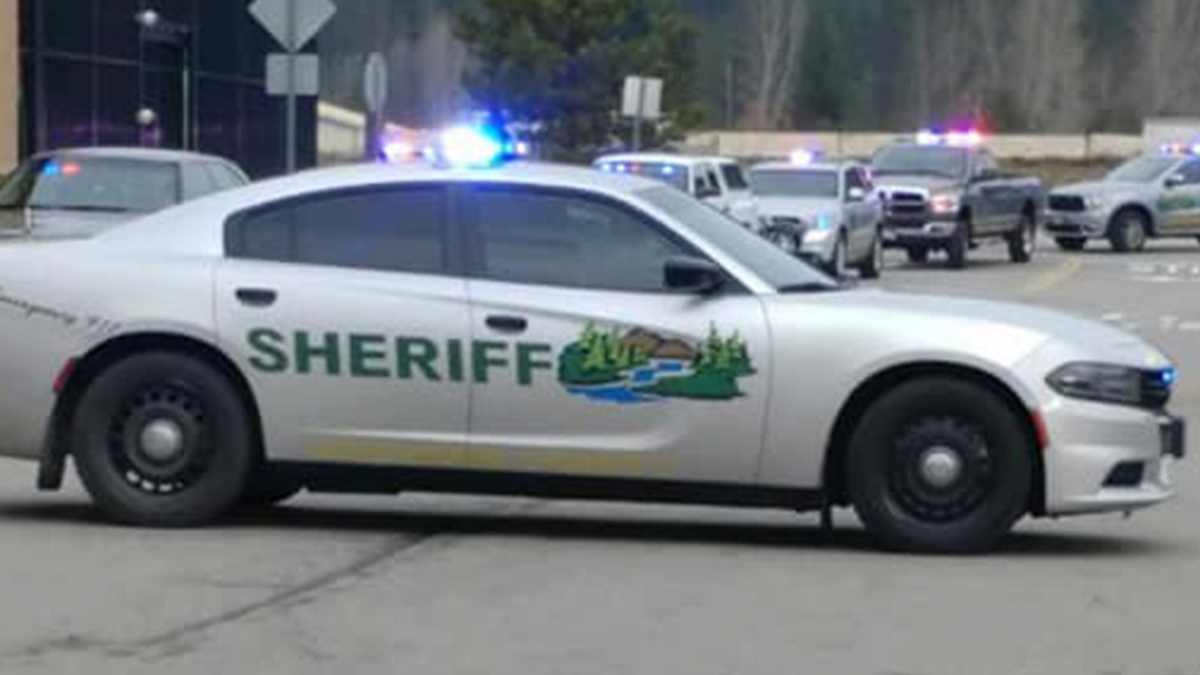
[18,0,316,177]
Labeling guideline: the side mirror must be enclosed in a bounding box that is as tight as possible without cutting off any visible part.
[1165,173,1186,189]
[664,256,725,295]
[846,186,866,202]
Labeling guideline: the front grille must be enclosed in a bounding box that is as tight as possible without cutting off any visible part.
[1049,195,1086,212]
[770,216,803,230]
[884,191,927,217]
[1141,370,1173,409]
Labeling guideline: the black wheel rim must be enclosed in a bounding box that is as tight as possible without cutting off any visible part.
[107,382,213,495]
[887,416,993,523]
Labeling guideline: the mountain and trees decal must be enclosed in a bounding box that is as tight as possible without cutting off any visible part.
[558,323,756,403]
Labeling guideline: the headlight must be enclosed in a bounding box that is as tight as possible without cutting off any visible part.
[1047,362,1175,408]
[929,192,960,214]
[805,228,831,241]
[1085,195,1110,210]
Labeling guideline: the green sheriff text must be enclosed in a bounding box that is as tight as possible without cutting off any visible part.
[246,328,554,386]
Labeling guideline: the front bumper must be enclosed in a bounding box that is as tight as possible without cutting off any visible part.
[1042,397,1184,515]
[1043,208,1110,239]
[881,214,959,247]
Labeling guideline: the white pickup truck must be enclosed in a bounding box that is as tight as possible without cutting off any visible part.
[594,153,757,228]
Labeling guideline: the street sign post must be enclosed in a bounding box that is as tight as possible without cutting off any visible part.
[249,0,337,173]
[363,52,388,160]
[622,75,663,151]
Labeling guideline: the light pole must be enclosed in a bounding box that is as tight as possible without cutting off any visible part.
[134,8,195,150]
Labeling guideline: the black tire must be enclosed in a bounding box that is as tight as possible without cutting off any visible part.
[858,230,883,280]
[905,247,929,264]
[1055,237,1086,252]
[70,352,255,527]
[1007,211,1037,263]
[946,220,969,269]
[846,377,1033,553]
[1108,208,1148,253]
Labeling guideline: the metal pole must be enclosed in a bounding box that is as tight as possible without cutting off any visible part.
[632,78,645,151]
[285,0,297,173]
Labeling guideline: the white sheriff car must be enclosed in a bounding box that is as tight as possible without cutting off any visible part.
[0,137,1185,553]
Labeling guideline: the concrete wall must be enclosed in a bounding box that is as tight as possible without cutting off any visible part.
[317,101,366,166]
[0,0,17,173]
[686,131,1146,161]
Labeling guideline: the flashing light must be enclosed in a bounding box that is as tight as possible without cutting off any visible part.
[661,165,676,176]
[917,128,983,148]
[440,125,505,167]
[1159,142,1200,157]
[381,140,414,163]
[789,148,818,166]
[1160,367,1177,386]
[814,213,833,230]
[41,161,81,177]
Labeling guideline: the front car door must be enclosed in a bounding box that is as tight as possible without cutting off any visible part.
[459,183,771,484]
[1158,159,1200,234]
[215,184,472,467]
[841,166,875,257]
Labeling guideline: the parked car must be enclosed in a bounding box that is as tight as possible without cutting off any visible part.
[0,147,1183,553]
[0,147,249,240]
[871,132,1044,269]
[748,158,883,278]
[594,153,757,227]
[1046,150,1200,252]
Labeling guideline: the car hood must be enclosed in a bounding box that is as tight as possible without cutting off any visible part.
[1051,180,1147,198]
[767,289,1170,370]
[0,209,139,240]
[872,174,961,193]
[755,196,839,220]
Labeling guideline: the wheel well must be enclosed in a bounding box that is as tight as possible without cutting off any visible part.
[822,362,1045,514]
[1109,203,1155,236]
[47,333,264,471]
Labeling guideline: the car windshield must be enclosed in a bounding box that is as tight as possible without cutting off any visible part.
[0,156,179,213]
[596,161,689,191]
[871,146,967,179]
[749,169,839,198]
[1106,155,1179,183]
[636,185,838,292]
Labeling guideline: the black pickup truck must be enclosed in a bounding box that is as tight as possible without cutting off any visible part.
[870,142,1045,269]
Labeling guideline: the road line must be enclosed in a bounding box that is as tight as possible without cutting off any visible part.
[1019,258,1082,297]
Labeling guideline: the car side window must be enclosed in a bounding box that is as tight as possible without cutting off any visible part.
[705,167,724,196]
[975,152,1000,179]
[204,163,244,191]
[181,163,217,201]
[720,163,749,191]
[1177,160,1200,185]
[465,187,692,293]
[229,186,448,275]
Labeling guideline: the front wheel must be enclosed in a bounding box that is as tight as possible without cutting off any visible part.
[847,377,1033,553]
[825,232,849,277]
[70,352,255,527]
[1108,209,1148,253]
[946,221,970,270]
[1007,212,1037,263]
[858,230,884,280]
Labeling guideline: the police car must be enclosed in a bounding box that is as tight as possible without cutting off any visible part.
[593,153,758,228]
[0,127,1184,553]
[748,152,884,278]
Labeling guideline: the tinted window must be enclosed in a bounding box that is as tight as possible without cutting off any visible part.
[0,157,179,213]
[467,188,689,293]
[720,163,749,190]
[232,187,447,275]
[1107,156,1178,183]
[872,146,968,179]
[975,152,1000,177]
[1176,160,1200,184]
[749,169,839,198]
[705,167,723,195]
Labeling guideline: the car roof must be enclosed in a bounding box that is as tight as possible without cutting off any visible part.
[750,161,849,173]
[595,153,715,167]
[33,146,238,165]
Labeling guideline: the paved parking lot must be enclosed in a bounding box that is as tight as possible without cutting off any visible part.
[0,238,1196,675]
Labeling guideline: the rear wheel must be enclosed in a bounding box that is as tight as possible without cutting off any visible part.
[1055,237,1086,251]
[946,220,970,269]
[847,377,1033,553]
[858,230,884,280]
[905,247,929,264]
[1108,208,1148,253]
[70,352,254,527]
[1007,212,1037,263]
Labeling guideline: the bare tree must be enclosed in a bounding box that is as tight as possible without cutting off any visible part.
[739,0,808,130]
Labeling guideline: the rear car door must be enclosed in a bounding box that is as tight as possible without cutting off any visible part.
[216,184,472,467]
[459,184,770,484]
[1159,159,1200,233]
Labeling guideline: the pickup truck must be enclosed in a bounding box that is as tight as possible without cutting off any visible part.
[871,141,1045,269]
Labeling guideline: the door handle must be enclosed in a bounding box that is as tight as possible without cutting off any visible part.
[235,288,277,307]
[485,315,528,334]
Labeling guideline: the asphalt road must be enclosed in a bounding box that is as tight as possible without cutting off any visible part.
[0,236,1197,675]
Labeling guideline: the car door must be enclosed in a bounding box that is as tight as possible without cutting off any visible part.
[459,184,771,484]
[841,166,874,257]
[697,163,728,212]
[215,184,472,467]
[967,151,1010,234]
[1159,159,1200,233]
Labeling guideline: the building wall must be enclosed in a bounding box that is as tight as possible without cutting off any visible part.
[0,0,17,173]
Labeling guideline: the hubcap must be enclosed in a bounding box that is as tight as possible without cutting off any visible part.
[139,419,185,462]
[917,446,964,489]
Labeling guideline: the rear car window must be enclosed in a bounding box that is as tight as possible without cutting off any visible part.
[0,156,179,213]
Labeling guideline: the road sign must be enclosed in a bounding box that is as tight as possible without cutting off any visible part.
[363,52,388,115]
[622,76,664,151]
[249,0,336,52]
[266,54,320,96]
